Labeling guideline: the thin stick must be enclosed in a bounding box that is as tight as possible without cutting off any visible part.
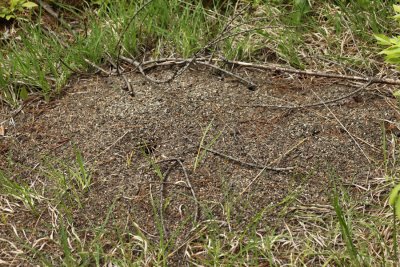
[121,74,134,96]
[83,58,110,76]
[249,80,373,109]
[224,59,400,85]
[120,56,175,84]
[240,166,268,196]
[155,158,200,223]
[159,161,178,237]
[91,130,131,161]
[196,61,256,90]
[204,148,294,171]
[176,159,199,223]
[310,89,371,163]
[121,56,256,89]
[240,138,306,195]
[270,137,308,166]
[123,57,400,85]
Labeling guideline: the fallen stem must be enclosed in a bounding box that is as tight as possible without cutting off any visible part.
[204,148,294,171]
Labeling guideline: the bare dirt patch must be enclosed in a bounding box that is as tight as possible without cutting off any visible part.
[0,66,397,264]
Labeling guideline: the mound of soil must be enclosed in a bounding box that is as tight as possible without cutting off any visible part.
[0,66,397,262]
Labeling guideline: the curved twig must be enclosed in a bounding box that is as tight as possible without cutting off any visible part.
[159,161,178,237]
[223,59,400,85]
[120,56,257,89]
[204,148,294,171]
[249,79,374,109]
[196,61,257,90]
[176,159,199,224]
[120,56,400,85]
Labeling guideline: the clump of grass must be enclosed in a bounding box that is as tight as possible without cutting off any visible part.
[193,120,222,171]
[1,0,396,105]
[42,149,91,208]
[0,170,41,212]
[1,152,400,265]
[332,184,360,265]
[0,0,228,105]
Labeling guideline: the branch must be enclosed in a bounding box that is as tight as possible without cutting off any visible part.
[120,56,257,89]
[204,148,294,172]
[123,57,400,85]
[223,59,400,85]
[249,79,374,109]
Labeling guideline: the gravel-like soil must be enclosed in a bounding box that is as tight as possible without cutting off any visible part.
[0,65,397,264]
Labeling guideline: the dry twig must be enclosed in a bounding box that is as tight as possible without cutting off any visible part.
[223,59,400,85]
[196,61,257,90]
[83,58,110,76]
[176,159,199,223]
[310,89,371,163]
[90,130,131,161]
[121,56,256,89]
[159,161,178,237]
[249,80,374,109]
[121,57,400,90]
[121,74,134,96]
[204,148,294,171]
[155,158,200,224]
[240,138,306,195]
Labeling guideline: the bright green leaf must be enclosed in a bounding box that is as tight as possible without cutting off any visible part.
[393,14,400,21]
[19,87,28,100]
[393,4,400,13]
[395,198,400,219]
[389,37,400,45]
[21,2,38,9]
[380,47,400,56]
[374,34,392,46]
[389,183,400,207]
[393,90,400,99]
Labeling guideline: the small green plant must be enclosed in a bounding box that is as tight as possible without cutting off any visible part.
[71,149,92,191]
[0,0,37,20]
[388,182,400,261]
[193,121,222,171]
[389,183,400,219]
[332,187,360,266]
[375,5,400,66]
[43,150,91,208]
[0,170,39,211]
[291,0,311,25]
[393,90,400,107]
[377,5,400,261]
